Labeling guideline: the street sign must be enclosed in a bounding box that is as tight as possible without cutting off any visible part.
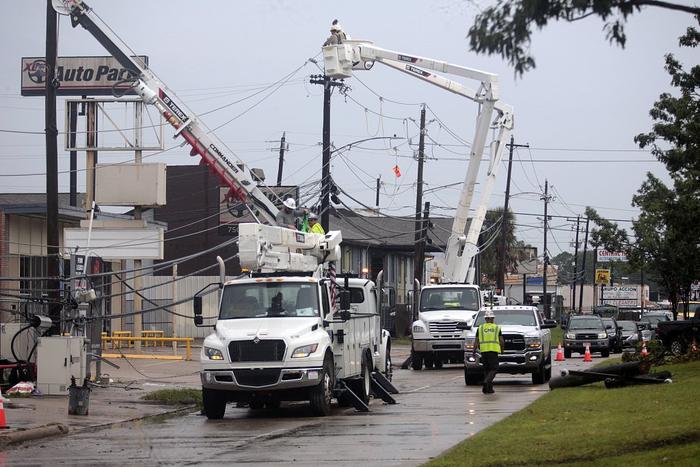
[602,286,640,307]
[595,269,611,286]
[597,250,627,262]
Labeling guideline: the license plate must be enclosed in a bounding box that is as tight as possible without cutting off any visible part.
[583,342,591,347]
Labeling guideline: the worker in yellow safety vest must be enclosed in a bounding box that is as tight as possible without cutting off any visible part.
[307,212,325,235]
[472,309,504,394]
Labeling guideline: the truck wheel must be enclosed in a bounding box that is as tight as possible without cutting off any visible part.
[309,356,334,416]
[424,356,434,369]
[670,338,686,356]
[464,369,483,386]
[410,351,423,371]
[202,388,227,420]
[358,353,372,405]
[601,349,610,358]
[532,361,546,384]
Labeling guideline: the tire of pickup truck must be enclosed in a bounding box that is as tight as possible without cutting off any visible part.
[532,360,547,384]
[202,388,227,420]
[601,349,610,358]
[309,356,334,417]
[670,338,686,357]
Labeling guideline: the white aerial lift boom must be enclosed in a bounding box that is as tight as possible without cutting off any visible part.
[323,37,514,371]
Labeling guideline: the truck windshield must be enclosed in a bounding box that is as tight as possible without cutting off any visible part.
[568,318,604,330]
[219,282,320,319]
[473,310,537,327]
[420,288,479,311]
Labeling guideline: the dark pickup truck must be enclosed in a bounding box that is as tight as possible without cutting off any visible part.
[656,317,700,356]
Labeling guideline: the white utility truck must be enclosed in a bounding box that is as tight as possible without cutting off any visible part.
[55,1,397,418]
[321,35,514,370]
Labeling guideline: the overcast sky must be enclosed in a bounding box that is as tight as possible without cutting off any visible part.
[1,0,696,260]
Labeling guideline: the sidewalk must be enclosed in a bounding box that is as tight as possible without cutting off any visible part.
[2,356,201,447]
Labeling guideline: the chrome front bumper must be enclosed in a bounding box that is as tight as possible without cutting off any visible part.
[201,366,323,391]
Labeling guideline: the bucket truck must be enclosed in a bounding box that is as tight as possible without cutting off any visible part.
[53,1,396,418]
[323,36,513,370]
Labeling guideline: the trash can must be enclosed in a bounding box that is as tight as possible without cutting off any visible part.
[68,377,90,416]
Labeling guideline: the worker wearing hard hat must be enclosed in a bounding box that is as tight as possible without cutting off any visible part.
[275,197,304,230]
[472,309,504,394]
[307,212,325,235]
[323,19,348,46]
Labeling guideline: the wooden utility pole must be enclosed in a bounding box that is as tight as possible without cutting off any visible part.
[275,131,286,186]
[413,105,426,298]
[578,218,590,313]
[497,137,528,292]
[541,180,552,318]
[572,215,581,311]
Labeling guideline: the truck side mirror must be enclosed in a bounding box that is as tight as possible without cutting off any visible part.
[456,322,471,331]
[339,289,351,312]
[193,296,203,326]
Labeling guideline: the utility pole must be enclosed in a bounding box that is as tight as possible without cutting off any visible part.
[310,74,344,232]
[578,217,590,313]
[413,105,426,300]
[498,136,528,292]
[68,101,78,207]
[275,131,286,186]
[572,215,581,311]
[541,180,552,318]
[375,176,381,208]
[414,202,430,287]
[45,0,60,335]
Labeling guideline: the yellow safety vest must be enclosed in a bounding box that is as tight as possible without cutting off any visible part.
[309,223,325,235]
[478,322,501,353]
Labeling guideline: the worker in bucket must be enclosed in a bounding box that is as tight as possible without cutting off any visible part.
[473,309,504,394]
[275,197,305,230]
[306,212,325,235]
[323,19,348,46]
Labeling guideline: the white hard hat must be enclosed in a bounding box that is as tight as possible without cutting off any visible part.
[308,212,319,220]
[484,310,495,319]
[330,19,342,32]
[283,198,297,210]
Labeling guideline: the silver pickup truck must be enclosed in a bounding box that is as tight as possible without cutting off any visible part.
[462,306,557,385]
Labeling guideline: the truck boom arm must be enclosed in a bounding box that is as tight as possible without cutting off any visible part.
[56,0,280,224]
[324,41,514,283]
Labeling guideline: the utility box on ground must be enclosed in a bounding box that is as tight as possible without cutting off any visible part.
[36,336,87,396]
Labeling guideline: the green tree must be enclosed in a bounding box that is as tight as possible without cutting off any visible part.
[479,208,532,285]
[467,1,700,75]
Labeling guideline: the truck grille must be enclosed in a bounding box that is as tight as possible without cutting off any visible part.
[575,333,599,340]
[502,334,525,351]
[228,340,286,362]
[233,368,281,387]
[429,321,460,336]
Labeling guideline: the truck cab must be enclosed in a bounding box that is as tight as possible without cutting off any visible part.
[410,284,481,369]
[200,276,393,418]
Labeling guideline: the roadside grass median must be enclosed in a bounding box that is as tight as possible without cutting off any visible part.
[426,360,700,466]
[142,388,202,408]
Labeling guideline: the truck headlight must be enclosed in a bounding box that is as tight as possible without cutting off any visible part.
[291,343,318,358]
[412,324,426,334]
[566,332,576,339]
[598,332,607,339]
[204,347,224,360]
[525,337,542,349]
[464,338,475,350]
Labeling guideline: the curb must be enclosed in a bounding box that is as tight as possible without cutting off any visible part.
[72,404,197,434]
[0,423,69,449]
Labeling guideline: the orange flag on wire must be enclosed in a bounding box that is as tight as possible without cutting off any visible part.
[393,165,401,177]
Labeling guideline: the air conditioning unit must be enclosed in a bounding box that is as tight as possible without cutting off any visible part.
[36,336,87,395]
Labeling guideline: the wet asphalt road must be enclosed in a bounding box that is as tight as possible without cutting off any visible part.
[6,353,599,466]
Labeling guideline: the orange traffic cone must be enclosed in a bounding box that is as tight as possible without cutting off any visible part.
[555,343,565,362]
[583,344,592,362]
[0,399,7,429]
[641,342,649,358]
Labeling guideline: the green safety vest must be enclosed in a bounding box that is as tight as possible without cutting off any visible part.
[478,322,501,353]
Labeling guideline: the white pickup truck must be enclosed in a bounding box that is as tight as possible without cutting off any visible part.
[197,276,395,418]
[462,306,557,385]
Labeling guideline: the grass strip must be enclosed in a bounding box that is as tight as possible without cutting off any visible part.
[142,388,202,408]
[426,360,700,467]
